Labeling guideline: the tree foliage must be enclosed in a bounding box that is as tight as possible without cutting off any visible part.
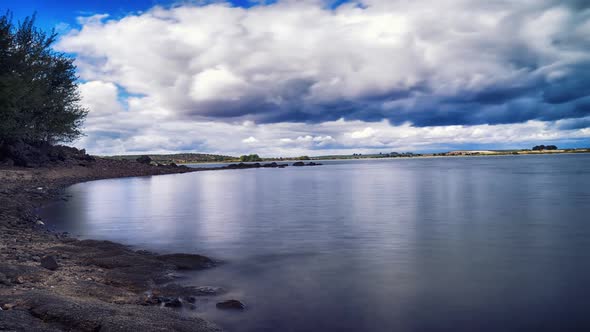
[532,145,558,151]
[0,12,87,144]
[239,154,262,162]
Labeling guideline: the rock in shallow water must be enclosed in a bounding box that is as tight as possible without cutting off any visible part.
[216,299,245,310]
[163,297,183,308]
[40,255,58,270]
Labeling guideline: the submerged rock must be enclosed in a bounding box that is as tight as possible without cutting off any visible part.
[40,255,58,270]
[216,299,245,310]
[194,286,225,295]
[163,297,183,308]
[157,253,216,270]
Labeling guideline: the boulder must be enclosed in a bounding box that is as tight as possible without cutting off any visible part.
[292,161,305,166]
[163,297,183,308]
[40,255,59,271]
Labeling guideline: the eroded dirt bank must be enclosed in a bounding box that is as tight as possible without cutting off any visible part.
[0,158,226,332]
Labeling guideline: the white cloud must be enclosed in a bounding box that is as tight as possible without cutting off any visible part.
[55,1,590,155]
[242,136,259,143]
[78,81,124,117]
[351,127,376,139]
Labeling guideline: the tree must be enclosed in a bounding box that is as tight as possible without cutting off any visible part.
[239,154,262,162]
[0,12,87,144]
[532,145,558,151]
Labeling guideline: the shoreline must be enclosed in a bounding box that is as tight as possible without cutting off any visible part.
[176,149,590,165]
[0,158,227,332]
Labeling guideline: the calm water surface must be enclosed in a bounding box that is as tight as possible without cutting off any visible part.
[42,155,590,332]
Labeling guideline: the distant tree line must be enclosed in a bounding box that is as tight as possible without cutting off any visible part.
[532,145,558,151]
[0,12,86,144]
[239,154,262,162]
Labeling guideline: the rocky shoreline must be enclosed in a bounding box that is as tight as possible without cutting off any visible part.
[0,158,235,332]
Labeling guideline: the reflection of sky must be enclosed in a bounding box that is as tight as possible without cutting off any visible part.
[41,155,590,331]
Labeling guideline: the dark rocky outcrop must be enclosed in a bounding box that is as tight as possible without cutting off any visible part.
[1,290,221,332]
[157,253,216,270]
[0,139,95,168]
[216,299,245,310]
[293,161,322,167]
[222,162,289,170]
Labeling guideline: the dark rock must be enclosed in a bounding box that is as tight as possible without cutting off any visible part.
[157,253,216,270]
[0,272,11,285]
[15,290,221,331]
[40,255,59,270]
[292,161,322,167]
[0,262,44,282]
[164,297,183,308]
[0,309,63,332]
[0,139,95,167]
[223,162,264,170]
[136,155,152,164]
[1,158,14,166]
[169,162,178,167]
[216,299,245,310]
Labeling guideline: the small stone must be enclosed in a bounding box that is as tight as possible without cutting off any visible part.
[35,219,45,225]
[40,255,59,270]
[216,299,245,310]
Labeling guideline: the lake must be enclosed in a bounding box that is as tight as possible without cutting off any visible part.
[41,154,590,332]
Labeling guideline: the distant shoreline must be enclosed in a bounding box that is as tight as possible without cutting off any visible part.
[105,148,590,166]
[176,148,590,165]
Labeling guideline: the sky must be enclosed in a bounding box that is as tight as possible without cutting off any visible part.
[6,0,590,156]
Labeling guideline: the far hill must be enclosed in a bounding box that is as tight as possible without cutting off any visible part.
[106,153,237,164]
